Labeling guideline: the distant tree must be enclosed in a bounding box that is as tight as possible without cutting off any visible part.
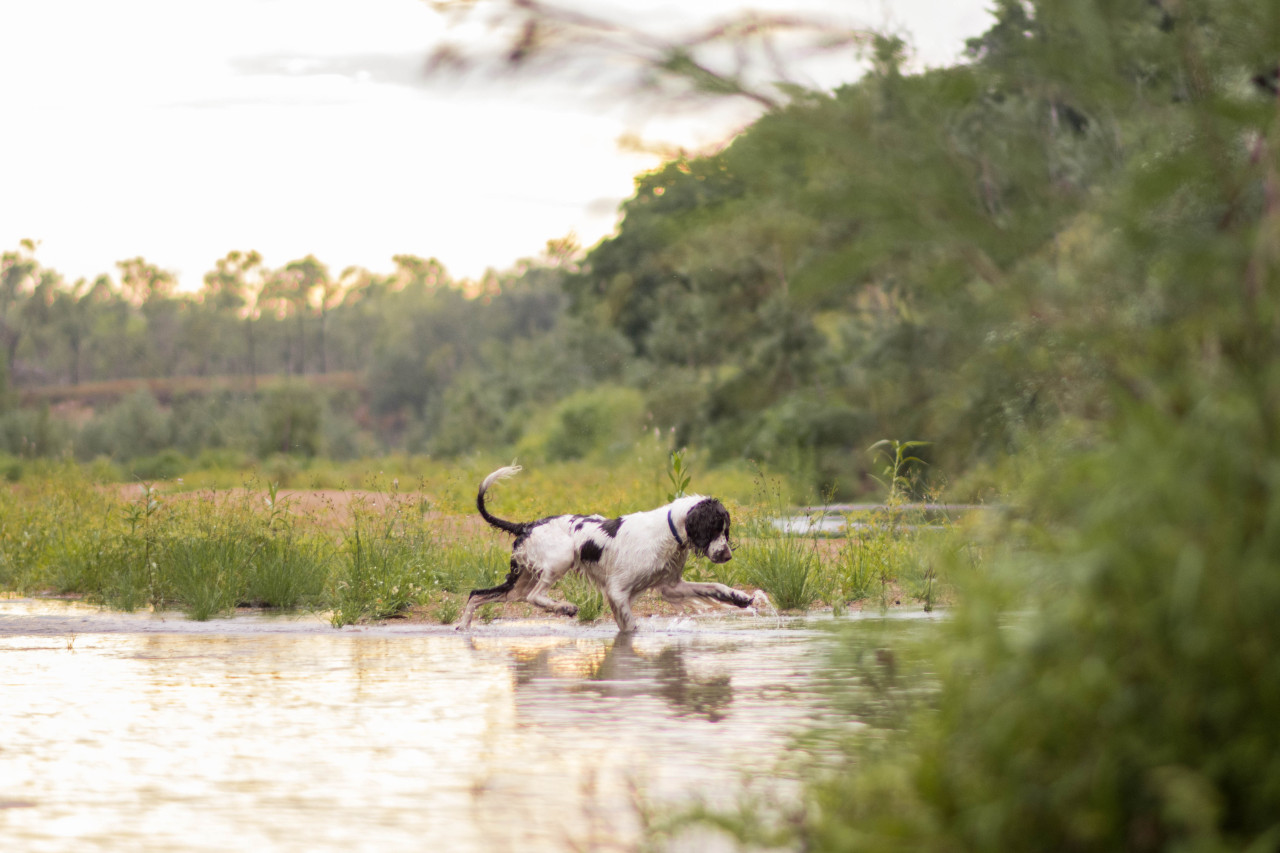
[0,240,39,379]
[389,254,448,292]
[203,250,265,384]
[51,278,94,385]
[281,255,330,375]
[116,257,175,306]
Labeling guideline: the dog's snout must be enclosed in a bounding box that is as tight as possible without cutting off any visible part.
[710,548,733,564]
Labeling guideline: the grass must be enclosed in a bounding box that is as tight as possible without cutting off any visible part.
[562,570,606,622]
[0,461,970,625]
[735,470,823,612]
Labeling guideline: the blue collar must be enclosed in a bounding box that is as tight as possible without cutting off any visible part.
[667,510,685,547]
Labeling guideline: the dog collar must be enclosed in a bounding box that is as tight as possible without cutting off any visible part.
[667,510,685,547]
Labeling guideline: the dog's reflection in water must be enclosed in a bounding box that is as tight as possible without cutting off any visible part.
[507,635,734,722]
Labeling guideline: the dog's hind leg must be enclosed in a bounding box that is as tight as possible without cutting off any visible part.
[524,552,579,619]
[526,585,579,619]
[457,564,523,631]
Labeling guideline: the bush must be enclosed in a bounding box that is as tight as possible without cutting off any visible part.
[259,384,323,457]
[523,386,645,462]
[0,406,73,458]
[129,449,190,481]
[75,390,172,461]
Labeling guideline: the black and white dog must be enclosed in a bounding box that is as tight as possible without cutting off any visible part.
[458,465,760,632]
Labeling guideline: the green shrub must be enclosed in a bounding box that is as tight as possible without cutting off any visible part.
[434,593,461,625]
[75,390,172,461]
[0,406,73,458]
[525,386,645,462]
[129,449,191,481]
[259,384,323,457]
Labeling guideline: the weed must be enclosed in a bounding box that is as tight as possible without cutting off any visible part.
[434,593,461,625]
[666,448,691,501]
[868,439,930,503]
[330,500,433,627]
[834,530,888,604]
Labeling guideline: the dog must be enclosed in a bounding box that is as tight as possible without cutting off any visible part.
[457,465,758,632]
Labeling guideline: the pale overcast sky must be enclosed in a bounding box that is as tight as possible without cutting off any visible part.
[0,0,993,289]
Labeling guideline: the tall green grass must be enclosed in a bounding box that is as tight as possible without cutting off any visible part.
[736,472,821,611]
[562,570,606,622]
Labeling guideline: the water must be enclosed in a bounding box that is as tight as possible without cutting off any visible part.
[0,598,937,852]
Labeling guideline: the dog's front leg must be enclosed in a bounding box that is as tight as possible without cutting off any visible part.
[605,590,638,633]
[659,580,753,609]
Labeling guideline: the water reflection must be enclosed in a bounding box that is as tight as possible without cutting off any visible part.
[0,600,842,852]
[589,636,735,722]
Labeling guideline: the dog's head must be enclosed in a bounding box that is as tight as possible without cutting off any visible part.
[685,498,733,564]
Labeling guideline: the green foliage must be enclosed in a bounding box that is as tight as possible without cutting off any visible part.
[868,439,931,503]
[128,448,190,481]
[427,541,507,594]
[665,448,691,501]
[164,520,257,621]
[259,384,323,457]
[561,571,605,622]
[666,1,1280,849]
[433,593,461,625]
[75,390,173,460]
[0,405,71,458]
[523,386,646,462]
[328,495,434,627]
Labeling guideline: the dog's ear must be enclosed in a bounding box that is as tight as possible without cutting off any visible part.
[685,499,730,550]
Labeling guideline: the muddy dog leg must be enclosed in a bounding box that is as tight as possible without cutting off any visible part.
[458,552,578,630]
[522,549,578,619]
[659,580,754,609]
[604,588,639,633]
[457,565,526,630]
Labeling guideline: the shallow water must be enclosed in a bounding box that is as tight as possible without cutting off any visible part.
[0,599,937,852]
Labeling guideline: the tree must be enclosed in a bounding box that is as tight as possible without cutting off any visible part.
[51,278,94,385]
[0,240,39,381]
[203,250,265,385]
[281,255,330,375]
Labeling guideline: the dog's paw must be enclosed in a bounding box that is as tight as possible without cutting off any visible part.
[727,589,753,608]
[560,603,580,617]
[746,590,774,615]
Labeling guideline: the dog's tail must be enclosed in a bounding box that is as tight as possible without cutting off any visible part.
[476,465,529,537]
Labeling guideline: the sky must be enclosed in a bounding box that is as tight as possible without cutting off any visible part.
[0,0,994,290]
